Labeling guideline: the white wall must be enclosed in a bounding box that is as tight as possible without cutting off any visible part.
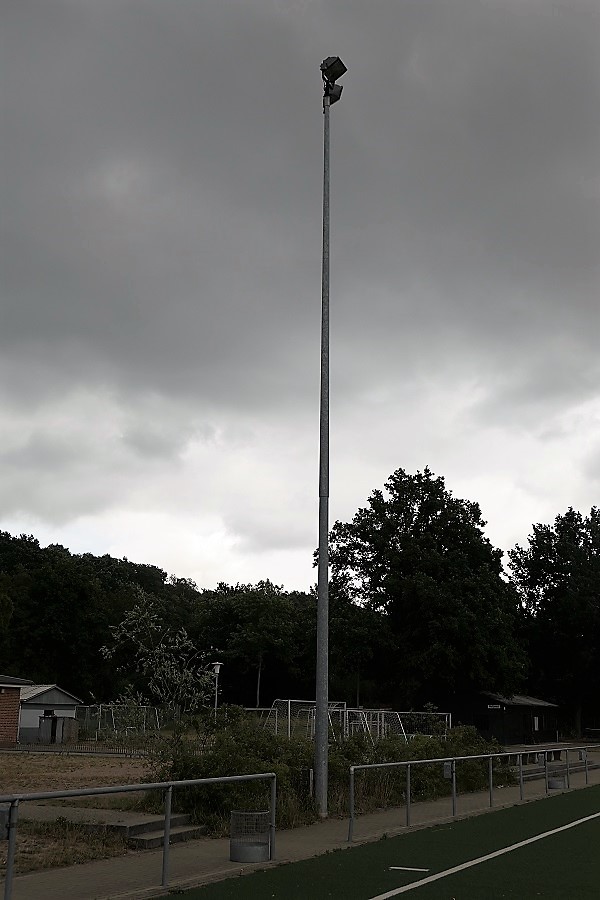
[20,705,76,729]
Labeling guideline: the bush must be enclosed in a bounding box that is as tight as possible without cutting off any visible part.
[144,708,316,833]
[143,714,514,833]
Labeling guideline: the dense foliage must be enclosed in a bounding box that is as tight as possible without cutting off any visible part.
[143,711,507,832]
[327,468,526,704]
[2,467,600,728]
[509,507,600,733]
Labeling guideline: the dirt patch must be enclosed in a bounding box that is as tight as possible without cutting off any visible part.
[0,751,147,795]
[0,753,149,875]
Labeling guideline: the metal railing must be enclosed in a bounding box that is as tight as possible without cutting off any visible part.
[0,772,277,900]
[348,744,600,842]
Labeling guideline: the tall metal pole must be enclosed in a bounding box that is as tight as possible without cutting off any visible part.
[315,91,331,819]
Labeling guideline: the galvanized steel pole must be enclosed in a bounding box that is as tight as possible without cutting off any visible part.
[315,89,331,820]
[348,767,355,842]
[161,785,173,887]
[3,800,19,900]
[269,774,277,859]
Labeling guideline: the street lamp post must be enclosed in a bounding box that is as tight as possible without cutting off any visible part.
[315,56,346,820]
[212,661,223,722]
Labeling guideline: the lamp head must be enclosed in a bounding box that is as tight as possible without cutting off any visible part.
[321,56,347,83]
[326,83,343,105]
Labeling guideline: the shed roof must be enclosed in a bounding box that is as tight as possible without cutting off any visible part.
[20,684,83,704]
[0,675,33,687]
[483,691,558,709]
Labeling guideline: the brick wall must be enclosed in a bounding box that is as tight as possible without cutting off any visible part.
[0,688,21,744]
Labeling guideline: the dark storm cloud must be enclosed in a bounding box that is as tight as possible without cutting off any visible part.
[4,0,324,412]
[2,1,599,581]
[5,0,597,415]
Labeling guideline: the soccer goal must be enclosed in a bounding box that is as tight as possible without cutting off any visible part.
[262,700,450,743]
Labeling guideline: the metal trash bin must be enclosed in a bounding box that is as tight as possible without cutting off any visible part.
[548,776,566,790]
[230,810,270,863]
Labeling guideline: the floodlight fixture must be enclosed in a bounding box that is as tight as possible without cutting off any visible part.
[320,56,347,84]
[327,83,343,105]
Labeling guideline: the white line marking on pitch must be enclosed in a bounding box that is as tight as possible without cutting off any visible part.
[369,809,600,899]
[389,868,429,872]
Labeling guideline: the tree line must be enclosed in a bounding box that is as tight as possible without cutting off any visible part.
[1,467,599,731]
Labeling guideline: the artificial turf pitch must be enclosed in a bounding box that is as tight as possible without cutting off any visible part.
[158,786,600,899]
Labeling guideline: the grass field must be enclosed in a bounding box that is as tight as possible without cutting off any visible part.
[0,751,146,875]
[158,786,600,899]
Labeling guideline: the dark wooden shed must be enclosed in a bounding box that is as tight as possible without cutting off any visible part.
[453,691,559,745]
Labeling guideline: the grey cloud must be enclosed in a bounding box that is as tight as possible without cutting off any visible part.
[2,0,599,581]
[5,1,597,417]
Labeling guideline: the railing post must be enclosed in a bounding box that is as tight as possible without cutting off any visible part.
[519,753,524,801]
[348,767,355,842]
[451,760,457,817]
[544,753,549,794]
[488,756,494,808]
[565,749,570,788]
[585,748,589,785]
[269,775,276,860]
[406,764,411,827]
[161,785,173,888]
[4,799,19,900]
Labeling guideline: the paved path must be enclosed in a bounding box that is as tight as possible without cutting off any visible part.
[4,761,600,900]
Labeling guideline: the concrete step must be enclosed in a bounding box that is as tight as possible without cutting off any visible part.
[122,814,191,837]
[128,823,207,849]
[19,804,196,840]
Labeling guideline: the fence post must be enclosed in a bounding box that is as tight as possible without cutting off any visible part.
[544,753,549,794]
[519,753,524,801]
[406,764,411,827]
[3,799,19,900]
[488,756,494,808]
[585,749,589,785]
[161,786,173,888]
[269,774,277,859]
[451,760,457,817]
[287,700,291,739]
[348,768,355,842]
[565,749,570,788]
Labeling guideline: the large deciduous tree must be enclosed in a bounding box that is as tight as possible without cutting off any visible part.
[327,467,526,705]
[509,507,600,734]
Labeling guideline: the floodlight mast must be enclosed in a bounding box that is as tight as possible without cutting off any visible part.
[315,55,346,820]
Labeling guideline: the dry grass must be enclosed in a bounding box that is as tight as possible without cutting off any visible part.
[0,752,148,874]
[0,819,129,876]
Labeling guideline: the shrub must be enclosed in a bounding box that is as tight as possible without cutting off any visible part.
[143,713,514,833]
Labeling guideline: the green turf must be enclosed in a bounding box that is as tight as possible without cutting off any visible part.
[156,786,600,899]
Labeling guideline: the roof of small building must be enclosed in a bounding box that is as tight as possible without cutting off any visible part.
[483,691,558,709]
[20,684,83,705]
[0,675,33,687]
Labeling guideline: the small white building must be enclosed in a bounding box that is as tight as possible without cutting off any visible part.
[19,684,83,743]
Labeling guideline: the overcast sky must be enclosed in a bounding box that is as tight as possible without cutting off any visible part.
[2,0,599,590]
